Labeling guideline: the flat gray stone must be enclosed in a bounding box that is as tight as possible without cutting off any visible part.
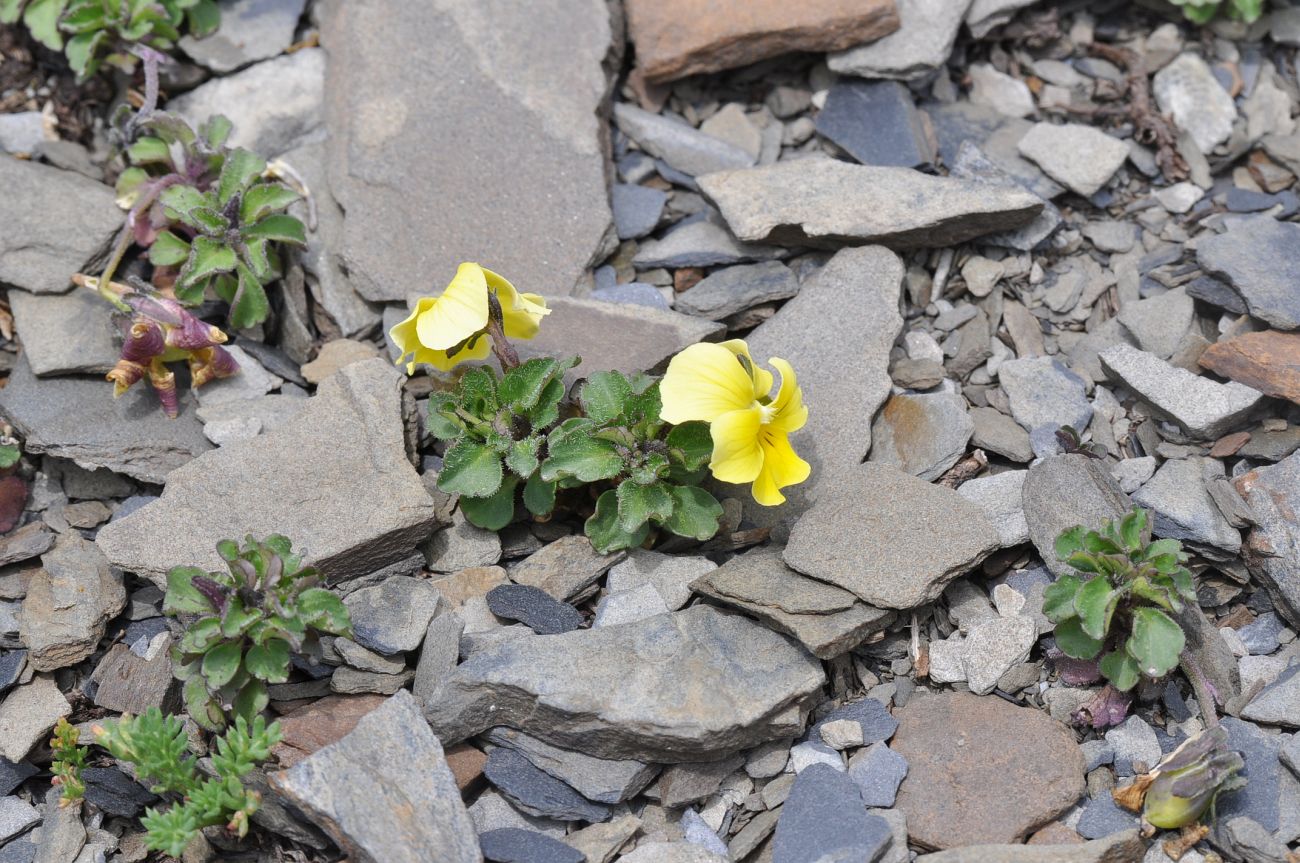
[1117,288,1194,360]
[0,676,69,762]
[0,113,46,155]
[1022,454,1129,577]
[592,582,669,628]
[999,356,1092,434]
[484,727,657,805]
[699,158,1042,249]
[1133,457,1240,558]
[170,48,325,157]
[611,183,667,240]
[8,290,119,376]
[1241,664,1299,728]
[485,585,582,635]
[956,471,1029,547]
[815,79,935,168]
[95,359,439,587]
[784,462,1001,610]
[484,747,611,822]
[828,0,972,80]
[1099,344,1263,439]
[658,756,744,807]
[424,605,825,762]
[0,796,38,844]
[926,102,1063,200]
[772,762,893,863]
[1218,717,1283,831]
[178,0,306,73]
[969,63,1035,119]
[413,611,463,709]
[620,843,725,863]
[606,549,715,611]
[271,690,481,863]
[631,217,786,269]
[1153,53,1237,154]
[848,742,908,808]
[322,0,616,301]
[1017,122,1129,197]
[426,511,502,574]
[18,533,124,671]
[947,141,1060,251]
[1238,451,1300,628]
[969,407,1033,462]
[0,156,120,295]
[965,0,1039,36]
[0,355,211,484]
[869,391,973,481]
[1196,217,1300,331]
[479,828,583,863]
[963,614,1037,695]
[613,104,754,178]
[344,575,442,655]
[508,536,623,603]
[674,261,797,320]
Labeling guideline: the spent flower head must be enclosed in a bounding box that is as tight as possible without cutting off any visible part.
[1131,727,1246,829]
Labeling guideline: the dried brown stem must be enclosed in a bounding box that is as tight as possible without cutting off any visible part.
[1088,42,1189,183]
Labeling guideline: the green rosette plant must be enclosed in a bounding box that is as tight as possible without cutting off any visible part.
[1043,507,1197,691]
[163,535,351,732]
[1168,0,1264,23]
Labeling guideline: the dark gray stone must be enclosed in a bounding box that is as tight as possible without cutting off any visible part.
[1022,455,1130,577]
[611,184,667,240]
[948,141,1061,251]
[345,576,443,656]
[1238,452,1300,627]
[1218,717,1282,832]
[1239,612,1283,655]
[1186,275,1248,315]
[0,759,36,796]
[1075,793,1138,839]
[590,283,669,310]
[1196,217,1300,331]
[1223,816,1291,863]
[0,839,34,863]
[815,80,935,169]
[483,727,657,805]
[485,585,582,635]
[480,828,584,863]
[484,748,611,822]
[674,261,798,320]
[0,651,25,697]
[657,755,745,807]
[772,762,892,863]
[81,766,157,818]
[847,742,908,807]
[815,697,899,748]
[925,102,1063,199]
[631,216,785,269]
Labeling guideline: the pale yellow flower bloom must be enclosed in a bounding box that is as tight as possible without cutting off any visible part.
[660,340,810,506]
[389,263,549,373]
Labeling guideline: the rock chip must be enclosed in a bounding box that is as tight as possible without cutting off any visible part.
[869,392,973,482]
[0,676,69,762]
[424,605,824,762]
[613,104,753,178]
[18,534,124,671]
[485,585,582,636]
[632,217,785,269]
[0,157,120,295]
[848,742,909,808]
[95,360,439,587]
[893,692,1086,849]
[8,290,119,377]
[772,762,893,863]
[1240,664,1299,727]
[1153,53,1237,154]
[915,831,1144,862]
[484,727,656,805]
[321,0,615,302]
[178,0,305,73]
[619,843,725,863]
[829,0,970,80]
[969,63,1035,119]
[0,112,46,155]
[674,261,797,320]
[998,356,1092,434]
[484,748,610,823]
[1196,218,1300,331]
[344,576,442,655]
[1017,122,1129,197]
[1022,455,1129,576]
[784,463,1001,610]
[964,0,1039,37]
[956,471,1028,547]
[1117,288,1194,361]
[970,407,1034,462]
[1133,457,1240,558]
[89,635,176,715]
[509,536,624,603]
[1237,452,1300,627]
[1217,717,1283,831]
[625,0,900,82]
[962,615,1037,695]
[611,183,667,241]
[815,79,936,169]
[1199,330,1300,406]
[301,339,380,385]
[699,159,1042,249]
[607,550,715,612]
[480,828,583,863]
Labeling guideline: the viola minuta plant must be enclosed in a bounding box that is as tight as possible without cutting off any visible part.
[391,262,812,551]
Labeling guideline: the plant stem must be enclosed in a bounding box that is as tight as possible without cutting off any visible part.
[485,292,520,371]
[1180,651,1220,730]
[73,273,132,313]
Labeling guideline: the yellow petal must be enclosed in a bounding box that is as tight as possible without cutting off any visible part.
[708,406,764,484]
[750,427,811,506]
[501,291,550,341]
[415,263,490,350]
[660,342,759,424]
[766,357,809,433]
[424,334,492,372]
[718,339,772,399]
[389,297,437,374]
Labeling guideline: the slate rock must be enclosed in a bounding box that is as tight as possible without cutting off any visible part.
[848,742,909,808]
[1022,455,1129,577]
[674,261,797,320]
[893,692,1086,849]
[1237,452,1300,628]
[969,63,1035,119]
[0,676,69,762]
[784,463,1001,609]
[480,828,583,863]
[178,0,306,73]
[0,759,36,797]
[969,407,1034,463]
[484,727,657,805]
[1223,816,1291,863]
[828,0,971,81]
[926,102,1063,200]
[625,0,900,82]
[1075,794,1139,840]
[956,471,1029,547]
[614,104,754,178]
[1106,716,1162,775]
[1117,288,1194,360]
[1196,217,1300,331]
[344,576,442,656]
[965,0,1039,38]
[1238,612,1283,656]
[947,141,1061,251]
[321,0,614,302]
[699,158,1043,249]
[485,585,582,636]
[271,691,481,863]
[484,748,611,823]
[1199,330,1300,406]
[619,843,725,863]
[962,614,1037,695]
[95,360,439,587]
[869,392,973,482]
[424,605,825,762]
[1241,664,1300,728]
[0,356,212,484]
[1153,53,1237,154]
[0,650,26,697]
[88,635,177,715]
[611,183,667,240]
[0,113,45,155]
[607,550,715,612]
[631,217,785,269]
[19,533,124,671]
[8,290,119,377]
[80,767,156,818]
[1217,717,1282,832]
[592,582,669,628]
[815,80,936,169]
[0,157,121,295]
[772,762,893,863]
[509,536,624,603]
[1099,344,1263,440]
[0,525,53,569]
[426,511,503,575]
[814,696,900,746]
[1133,457,1241,558]
[1017,122,1129,197]
[0,796,38,844]
[657,755,744,806]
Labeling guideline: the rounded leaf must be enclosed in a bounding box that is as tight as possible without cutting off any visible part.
[1099,650,1141,691]
[1053,617,1104,660]
[438,439,505,498]
[244,639,290,683]
[1126,607,1185,679]
[201,641,243,689]
[1073,576,1117,640]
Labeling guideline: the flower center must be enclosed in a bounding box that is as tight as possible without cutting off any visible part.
[758,403,778,425]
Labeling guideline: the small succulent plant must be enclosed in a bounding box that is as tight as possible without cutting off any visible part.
[1168,0,1264,23]
[49,717,87,804]
[0,0,219,79]
[163,536,351,731]
[94,709,279,857]
[1043,507,1196,691]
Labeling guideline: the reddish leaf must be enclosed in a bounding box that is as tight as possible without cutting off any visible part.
[0,476,29,534]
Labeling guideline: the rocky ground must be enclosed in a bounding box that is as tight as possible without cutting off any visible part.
[1,0,1300,861]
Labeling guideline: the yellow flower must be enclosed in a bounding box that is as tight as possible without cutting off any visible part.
[389,262,549,373]
[660,340,810,506]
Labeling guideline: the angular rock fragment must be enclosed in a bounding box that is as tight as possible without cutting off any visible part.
[1196,218,1300,331]
[0,675,69,762]
[1017,122,1129,197]
[1153,53,1237,154]
[772,763,893,863]
[631,217,787,269]
[828,0,970,80]
[698,159,1042,249]
[344,576,442,655]
[1236,452,1300,627]
[956,471,1029,547]
[913,830,1144,862]
[484,727,657,805]
[1132,457,1240,558]
[1022,454,1129,577]
[424,605,824,762]
[177,0,305,73]
[613,104,754,177]
[815,80,936,169]
[509,536,624,603]
[869,392,973,482]
[1199,330,1300,406]
[19,533,124,671]
[674,261,797,320]
[8,290,119,377]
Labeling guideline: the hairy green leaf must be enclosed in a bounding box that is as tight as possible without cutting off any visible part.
[24,0,67,49]
[459,474,518,531]
[540,432,624,483]
[1054,617,1104,660]
[200,642,242,689]
[296,588,351,636]
[499,357,559,411]
[663,485,723,542]
[163,566,214,615]
[581,370,632,423]
[438,439,504,498]
[586,488,650,553]
[148,230,191,267]
[1055,525,1086,560]
[244,213,306,246]
[505,436,542,478]
[666,421,713,471]
[616,479,674,534]
[1041,574,1082,621]
[243,639,290,683]
[217,148,267,207]
[1127,607,1185,679]
[1100,650,1141,691]
[522,473,556,516]
[1074,576,1118,640]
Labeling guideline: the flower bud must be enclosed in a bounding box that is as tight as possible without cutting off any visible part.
[121,321,166,364]
[1143,728,1246,829]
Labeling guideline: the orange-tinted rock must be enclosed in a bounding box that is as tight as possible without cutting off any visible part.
[1199,330,1300,406]
[626,0,900,83]
[1210,431,1252,458]
[444,742,488,794]
[892,692,1086,850]
[1027,822,1086,845]
[272,694,386,767]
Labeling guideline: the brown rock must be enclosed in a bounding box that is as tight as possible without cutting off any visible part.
[272,694,387,768]
[301,339,380,385]
[627,0,900,83]
[1199,330,1300,406]
[444,742,488,794]
[915,830,1144,863]
[1027,823,1086,845]
[0,522,55,568]
[429,566,508,607]
[90,635,178,714]
[893,692,1086,850]
[1209,431,1251,458]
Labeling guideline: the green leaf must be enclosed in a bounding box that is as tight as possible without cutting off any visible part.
[1120,508,1145,552]
[1053,617,1104,660]
[459,474,518,531]
[220,597,262,638]
[24,0,67,50]
[180,236,237,287]
[126,136,171,165]
[178,617,221,654]
[244,213,307,246]
[148,230,191,267]
[239,182,299,223]
[0,444,19,470]
[57,0,102,31]
[163,566,214,615]
[616,479,674,534]
[227,263,270,329]
[1170,568,1197,603]
[159,184,211,223]
[243,639,290,683]
[498,358,559,411]
[1054,526,1086,560]
[540,431,624,483]
[527,376,567,429]
[586,489,650,553]
[0,0,23,25]
[185,0,219,35]
[1126,608,1185,679]
[1064,551,1101,573]
[623,380,663,431]
[217,148,267,207]
[522,473,556,516]
[1100,650,1141,691]
[666,422,713,471]
[1074,576,1117,640]
[201,114,232,149]
[505,436,542,478]
[438,439,504,498]
[200,642,242,689]
[1041,574,1082,621]
[231,679,268,725]
[1084,532,1122,556]
[295,588,351,636]
[456,367,499,416]
[183,676,226,732]
[63,28,104,78]
[1130,576,1176,612]
[663,485,723,542]
[427,393,464,440]
[580,371,632,423]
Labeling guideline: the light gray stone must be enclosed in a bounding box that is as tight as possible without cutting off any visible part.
[848,742,908,808]
[619,843,725,863]
[271,690,481,863]
[1239,452,1300,628]
[970,406,1033,462]
[969,63,1035,118]
[344,576,442,656]
[0,675,69,762]
[945,142,1060,250]
[607,550,715,612]
[509,535,622,603]
[1196,217,1300,331]
[178,0,306,72]
[1132,457,1241,558]
[631,217,785,269]
[593,583,669,628]
[8,290,119,376]
[1017,122,1130,197]
[0,796,38,844]
[413,611,463,709]
[94,359,439,587]
[611,183,667,241]
[1240,664,1300,728]
[1153,53,1237,154]
[999,357,1093,434]
[426,512,502,574]
[613,104,754,178]
[424,605,824,762]
[18,534,124,671]
[869,391,973,482]
[965,0,1040,37]
[957,471,1029,547]
[699,158,1043,249]
[1117,288,1194,360]
[828,0,972,80]
[1111,457,1156,494]
[0,112,46,155]
[674,261,797,320]
[962,614,1037,695]
[1022,454,1129,577]
[1105,715,1161,775]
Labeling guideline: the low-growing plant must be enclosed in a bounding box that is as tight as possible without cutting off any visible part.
[1043,507,1196,692]
[49,717,87,804]
[0,0,219,79]
[1168,0,1264,23]
[163,535,351,732]
[93,709,279,857]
